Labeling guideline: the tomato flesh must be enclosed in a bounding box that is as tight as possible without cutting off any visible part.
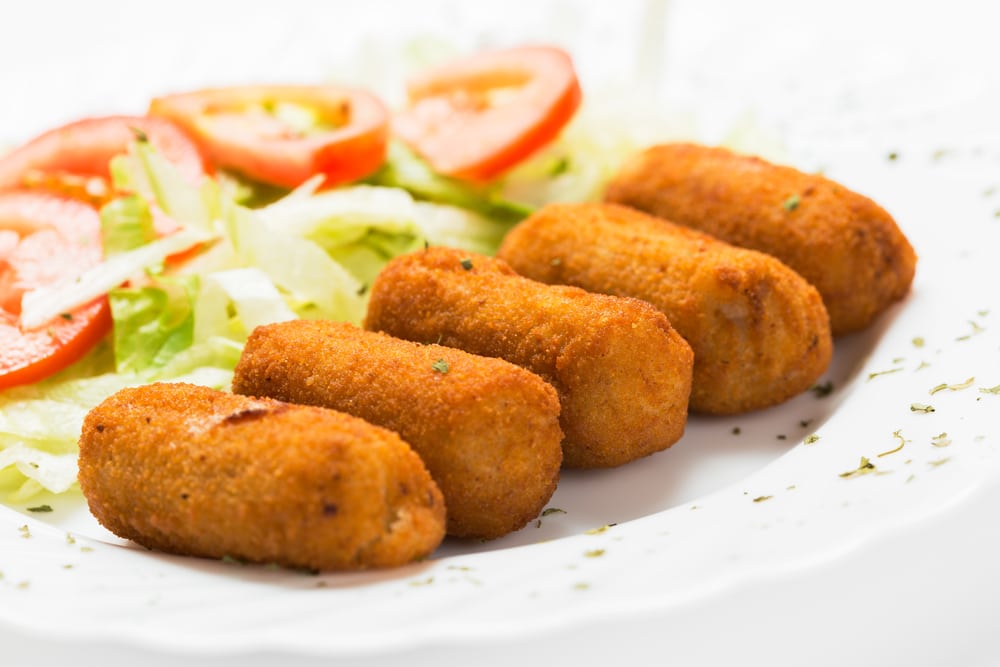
[0,193,111,390]
[0,116,208,202]
[394,46,582,182]
[149,85,389,189]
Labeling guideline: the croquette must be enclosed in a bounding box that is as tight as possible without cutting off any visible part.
[604,142,917,335]
[77,383,445,571]
[364,246,694,468]
[497,202,833,415]
[232,320,563,540]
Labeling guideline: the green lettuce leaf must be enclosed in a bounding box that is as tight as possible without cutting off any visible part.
[366,142,535,224]
[109,275,198,375]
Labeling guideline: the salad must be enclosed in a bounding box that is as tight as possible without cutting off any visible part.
[0,44,681,503]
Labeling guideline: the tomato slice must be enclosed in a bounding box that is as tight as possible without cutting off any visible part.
[393,46,583,182]
[0,116,208,203]
[148,85,390,189]
[0,192,111,390]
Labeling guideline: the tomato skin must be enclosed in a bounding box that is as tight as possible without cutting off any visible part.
[0,115,208,197]
[0,192,111,390]
[393,46,583,182]
[149,85,390,189]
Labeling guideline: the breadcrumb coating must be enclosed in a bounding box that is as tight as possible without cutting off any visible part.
[498,202,833,414]
[364,247,693,468]
[233,320,563,540]
[604,142,916,335]
[78,383,445,571]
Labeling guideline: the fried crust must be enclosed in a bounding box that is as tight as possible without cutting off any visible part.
[604,142,916,335]
[232,320,563,540]
[364,247,694,468]
[497,202,833,414]
[77,383,445,571]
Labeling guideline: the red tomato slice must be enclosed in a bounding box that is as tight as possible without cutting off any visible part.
[0,192,111,390]
[148,85,390,189]
[393,46,583,182]
[0,116,208,201]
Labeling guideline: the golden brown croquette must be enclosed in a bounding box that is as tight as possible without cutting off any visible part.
[77,383,445,571]
[364,247,694,468]
[604,142,916,335]
[233,320,563,540]
[497,202,833,414]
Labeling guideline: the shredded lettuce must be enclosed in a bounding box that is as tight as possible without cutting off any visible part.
[202,268,298,333]
[109,275,198,375]
[19,227,209,330]
[367,142,534,224]
[100,194,157,255]
[412,202,511,256]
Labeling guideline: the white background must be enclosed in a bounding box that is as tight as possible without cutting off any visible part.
[2,1,1000,665]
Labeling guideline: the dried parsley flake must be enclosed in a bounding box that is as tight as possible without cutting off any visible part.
[431,359,450,374]
[878,430,908,457]
[868,367,904,381]
[931,433,952,448]
[910,403,936,413]
[956,321,985,341]
[585,524,616,535]
[782,194,801,211]
[811,381,834,398]
[929,377,975,395]
[839,457,877,479]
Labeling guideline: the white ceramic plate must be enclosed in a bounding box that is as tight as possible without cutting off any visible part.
[3,2,1000,665]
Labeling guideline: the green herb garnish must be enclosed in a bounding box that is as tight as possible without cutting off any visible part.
[956,321,985,341]
[548,156,571,176]
[431,359,450,374]
[839,457,877,478]
[878,429,907,457]
[910,403,936,413]
[931,433,952,448]
[811,381,834,397]
[584,524,615,535]
[459,258,474,271]
[930,377,974,394]
[26,505,53,513]
[868,367,904,380]
[782,194,801,211]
